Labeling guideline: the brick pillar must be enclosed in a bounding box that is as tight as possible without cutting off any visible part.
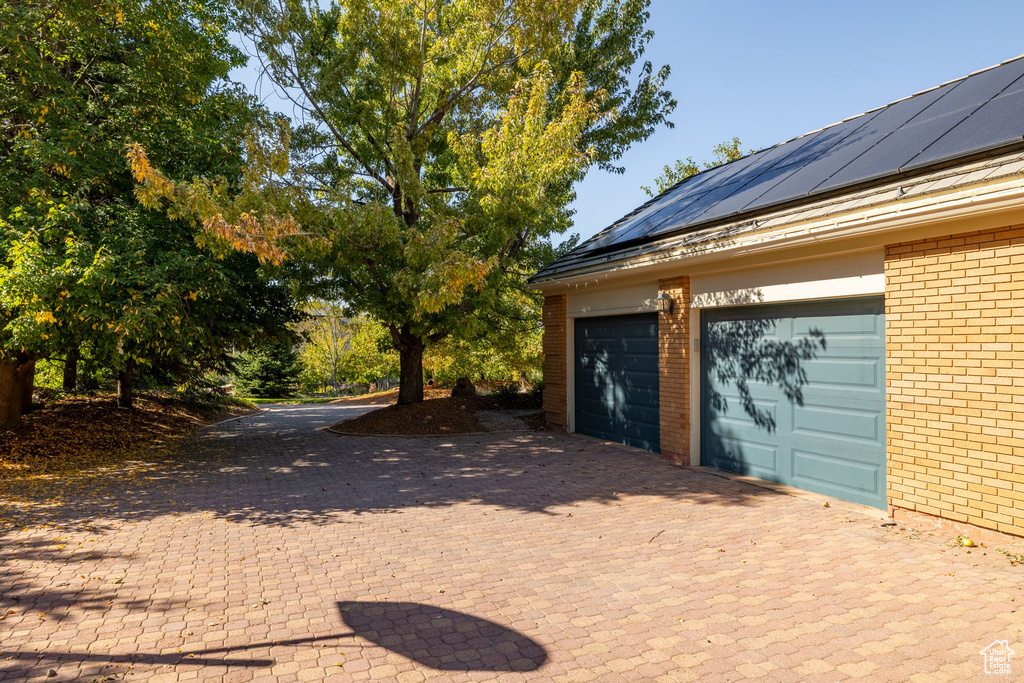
[658,276,690,464]
[884,224,1024,538]
[541,294,568,430]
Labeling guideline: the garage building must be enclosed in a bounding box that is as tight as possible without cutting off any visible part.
[531,55,1024,537]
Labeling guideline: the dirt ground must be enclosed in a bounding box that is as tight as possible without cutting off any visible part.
[330,387,450,406]
[0,394,257,478]
[329,389,543,435]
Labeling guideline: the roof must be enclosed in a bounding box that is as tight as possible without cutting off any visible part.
[533,54,1024,283]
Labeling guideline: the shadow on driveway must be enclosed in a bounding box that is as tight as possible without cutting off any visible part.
[0,403,773,533]
[0,601,546,675]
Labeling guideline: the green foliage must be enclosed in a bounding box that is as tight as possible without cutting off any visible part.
[641,137,747,196]
[232,341,302,398]
[132,0,675,402]
[0,0,299,402]
[246,397,336,404]
[182,393,259,411]
[492,383,524,400]
[294,301,353,393]
[425,325,541,387]
[336,319,399,386]
[32,357,64,391]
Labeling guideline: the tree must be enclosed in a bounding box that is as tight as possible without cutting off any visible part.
[233,341,302,398]
[1,0,298,425]
[641,137,747,196]
[130,0,676,405]
[336,319,399,387]
[295,301,352,393]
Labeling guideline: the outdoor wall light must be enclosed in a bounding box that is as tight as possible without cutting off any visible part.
[656,291,673,314]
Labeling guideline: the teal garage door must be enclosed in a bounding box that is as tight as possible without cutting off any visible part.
[575,313,660,452]
[701,298,886,509]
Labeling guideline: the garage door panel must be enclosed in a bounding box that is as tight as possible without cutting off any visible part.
[622,421,661,443]
[793,314,883,338]
[575,313,660,452]
[620,354,659,372]
[710,397,778,431]
[792,403,882,443]
[801,357,883,389]
[706,436,780,479]
[702,297,886,509]
[619,394,659,415]
[792,450,882,503]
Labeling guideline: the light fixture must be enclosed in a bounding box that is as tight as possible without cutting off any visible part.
[656,291,673,314]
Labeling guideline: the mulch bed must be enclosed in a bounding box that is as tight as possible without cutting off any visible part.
[0,394,256,478]
[329,390,543,436]
[330,387,450,406]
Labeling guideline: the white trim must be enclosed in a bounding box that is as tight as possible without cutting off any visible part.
[570,304,657,318]
[689,250,885,309]
[689,306,701,466]
[692,274,885,308]
[567,283,658,319]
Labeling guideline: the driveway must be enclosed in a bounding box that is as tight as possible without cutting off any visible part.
[1,403,1021,682]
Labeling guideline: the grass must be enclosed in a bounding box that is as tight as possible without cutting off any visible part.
[244,397,339,405]
[187,394,259,410]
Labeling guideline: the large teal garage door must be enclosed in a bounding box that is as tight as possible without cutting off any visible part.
[575,313,660,452]
[701,298,886,509]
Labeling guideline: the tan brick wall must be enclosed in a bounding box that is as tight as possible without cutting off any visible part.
[658,276,690,463]
[541,294,567,430]
[885,224,1024,537]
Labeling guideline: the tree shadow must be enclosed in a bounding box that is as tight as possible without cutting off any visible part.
[703,317,825,433]
[337,601,547,671]
[0,405,780,677]
[0,403,778,537]
[0,601,546,678]
[0,537,187,622]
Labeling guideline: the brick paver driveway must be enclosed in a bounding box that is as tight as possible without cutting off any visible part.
[2,403,1022,682]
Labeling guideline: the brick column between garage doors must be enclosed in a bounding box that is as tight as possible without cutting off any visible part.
[658,276,690,464]
[541,294,568,430]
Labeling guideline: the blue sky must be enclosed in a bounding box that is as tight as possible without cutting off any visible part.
[569,0,1024,242]
[231,1,1024,244]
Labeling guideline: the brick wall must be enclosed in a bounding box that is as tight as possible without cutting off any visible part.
[885,224,1024,537]
[541,294,567,430]
[658,276,690,464]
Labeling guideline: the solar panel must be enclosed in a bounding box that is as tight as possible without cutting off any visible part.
[905,72,1024,168]
[681,114,889,225]
[743,84,951,212]
[614,134,832,242]
[555,55,1024,270]
[815,57,1024,193]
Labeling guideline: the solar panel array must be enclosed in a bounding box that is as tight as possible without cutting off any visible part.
[557,55,1024,266]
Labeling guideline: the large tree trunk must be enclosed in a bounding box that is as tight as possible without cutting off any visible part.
[63,346,79,392]
[395,332,425,405]
[0,359,24,429]
[20,360,36,414]
[117,359,134,409]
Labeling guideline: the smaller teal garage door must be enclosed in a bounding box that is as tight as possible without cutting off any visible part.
[575,313,660,452]
[701,298,886,509]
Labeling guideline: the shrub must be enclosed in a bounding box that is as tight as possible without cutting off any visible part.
[233,342,302,398]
